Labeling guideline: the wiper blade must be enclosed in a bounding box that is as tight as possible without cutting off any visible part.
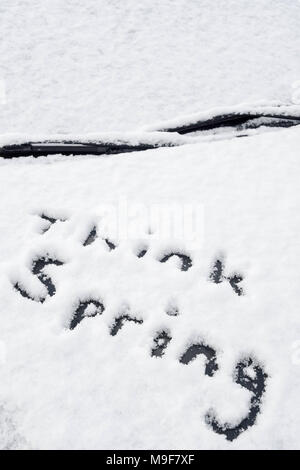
[0,141,171,159]
[158,112,300,134]
[1,105,300,159]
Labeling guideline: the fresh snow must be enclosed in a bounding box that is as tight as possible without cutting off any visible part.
[0,0,300,134]
[0,127,300,449]
[1,0,300,451]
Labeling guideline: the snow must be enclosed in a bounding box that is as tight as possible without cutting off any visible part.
[0,126,300,449]
[1,0,300,450]
[0,0,300,134]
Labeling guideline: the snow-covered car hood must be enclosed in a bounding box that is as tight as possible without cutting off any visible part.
[0,125,299,449]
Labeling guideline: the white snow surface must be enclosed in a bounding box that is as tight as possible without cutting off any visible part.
[0,126,300,449]
[0,0,300,134]
[1,0,300,450]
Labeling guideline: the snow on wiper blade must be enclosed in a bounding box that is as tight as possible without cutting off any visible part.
[145,103,300,134]
[158,112,300,134]
[1,104,300,158]
[0,141,173,158]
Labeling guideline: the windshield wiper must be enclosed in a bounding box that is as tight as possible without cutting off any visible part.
[158,112,300,134]
[1,106,300,159]
[0,141,171,159]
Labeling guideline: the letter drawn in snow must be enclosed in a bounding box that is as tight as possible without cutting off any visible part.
[14,256,64,303]
[151,330,172,357]
[159,252,193,271]
[110,314,143,336]
[179,343,219,377]
[209,258,244,296]
[39,213,66,234]
[83,226,98,246]
[70,300,105,330]
[205,357,268,440]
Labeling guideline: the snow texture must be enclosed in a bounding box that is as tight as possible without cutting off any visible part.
[0,127,299,449]
[0,0,300,450]
[0,0,300,134]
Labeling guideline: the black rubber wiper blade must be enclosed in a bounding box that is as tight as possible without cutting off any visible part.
[0,141,171,159]
[159,112,300,134]
[2,106,300,159]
